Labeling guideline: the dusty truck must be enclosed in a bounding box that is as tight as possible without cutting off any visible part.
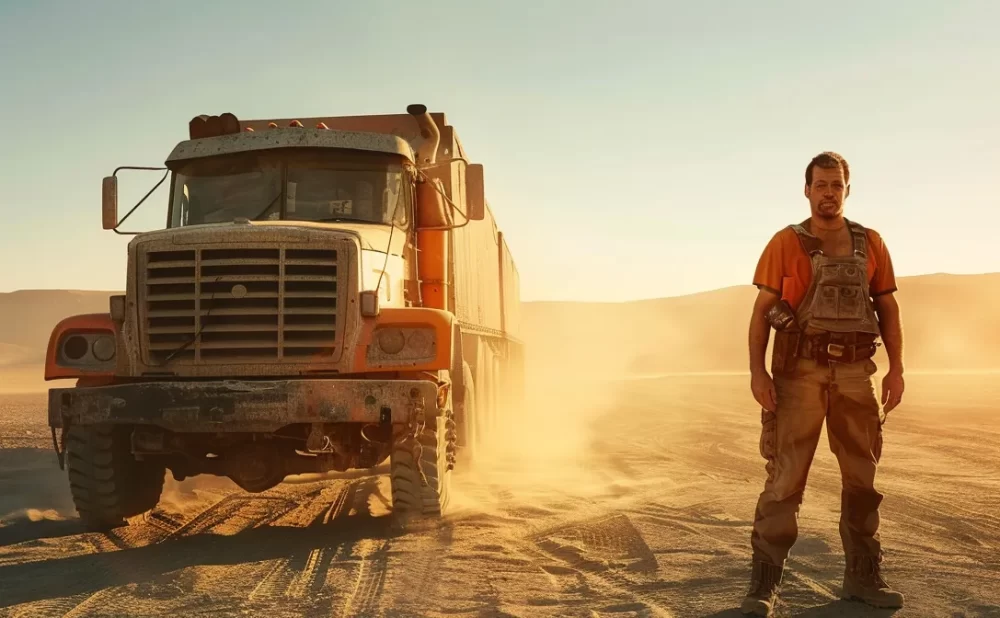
[44,105,523,530]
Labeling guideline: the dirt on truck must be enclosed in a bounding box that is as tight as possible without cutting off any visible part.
[43,104,524,531]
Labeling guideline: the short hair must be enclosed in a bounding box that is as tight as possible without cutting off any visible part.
[805,151,850,185]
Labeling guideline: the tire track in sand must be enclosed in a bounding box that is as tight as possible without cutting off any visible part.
[245,481,355,604]
[336,537,391,618]
[54,491,301,617]
[329,477,393,618]
[522,513,676,618]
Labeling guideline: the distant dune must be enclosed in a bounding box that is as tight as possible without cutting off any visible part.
[522,272,1000,376]
[0,343,37,368]
[1,273,998,382]
[0,290,117,364]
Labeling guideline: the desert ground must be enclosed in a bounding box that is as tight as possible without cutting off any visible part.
[1,279,999,617]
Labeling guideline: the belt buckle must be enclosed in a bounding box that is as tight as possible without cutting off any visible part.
[826,342,845,358]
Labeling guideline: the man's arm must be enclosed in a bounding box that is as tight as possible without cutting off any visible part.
[749,287,780,411]
[868,230,903,374]
[749,287,779,374]
[873,292,905,412]
[874,292,903,374]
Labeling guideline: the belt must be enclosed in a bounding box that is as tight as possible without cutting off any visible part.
[799,331,880,363]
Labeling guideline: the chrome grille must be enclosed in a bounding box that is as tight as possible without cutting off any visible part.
[142,246,340,364]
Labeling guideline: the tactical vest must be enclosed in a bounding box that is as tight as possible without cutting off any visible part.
[789,219,881,336]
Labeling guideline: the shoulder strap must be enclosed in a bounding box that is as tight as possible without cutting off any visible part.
[788,223,823,256]
[845,219,868,258]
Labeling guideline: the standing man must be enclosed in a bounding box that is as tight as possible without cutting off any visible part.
[741,152,906,616]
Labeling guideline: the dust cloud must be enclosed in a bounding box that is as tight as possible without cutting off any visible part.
[444,306,621,508]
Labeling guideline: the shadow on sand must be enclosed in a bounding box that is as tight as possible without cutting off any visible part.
[0,517,86,547]
[702,599,900,617]
[0,475,442,610]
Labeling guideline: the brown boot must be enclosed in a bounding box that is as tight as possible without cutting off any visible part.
[842,554,904,608]
[741,558,783,616]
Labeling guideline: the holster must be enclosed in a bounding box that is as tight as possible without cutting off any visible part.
[771,329,802,376]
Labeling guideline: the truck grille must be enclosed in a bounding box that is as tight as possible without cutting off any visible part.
[141,247,341,364]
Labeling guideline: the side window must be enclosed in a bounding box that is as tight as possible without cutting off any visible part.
[385,173,408,226]
[180,184,190,226]
[170,177,192,227]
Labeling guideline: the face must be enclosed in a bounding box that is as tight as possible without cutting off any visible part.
[804,165,850,219]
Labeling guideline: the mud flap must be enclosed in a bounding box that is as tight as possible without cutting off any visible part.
[51,424,68,471]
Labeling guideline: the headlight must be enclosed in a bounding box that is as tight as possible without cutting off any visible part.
[62,335,90,361]
[377,328,406,355]
[58,332,116,368]
[92,335,116,362]
[368,326,436,365]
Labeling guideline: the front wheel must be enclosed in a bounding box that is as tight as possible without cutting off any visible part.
[65,424,166,531]
[389,410,453,519]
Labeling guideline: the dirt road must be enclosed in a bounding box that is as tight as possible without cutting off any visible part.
[2,372,999,617]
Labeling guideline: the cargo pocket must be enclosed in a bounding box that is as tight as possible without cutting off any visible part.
[759,408,777,478]
[759,409,777,459]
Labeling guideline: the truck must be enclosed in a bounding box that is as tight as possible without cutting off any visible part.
[43,104,524,530]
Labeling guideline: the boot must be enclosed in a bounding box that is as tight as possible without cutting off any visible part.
[842,554,904,608]
[741,558,783,616]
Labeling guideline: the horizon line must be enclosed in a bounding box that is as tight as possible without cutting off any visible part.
[2,270,999,305]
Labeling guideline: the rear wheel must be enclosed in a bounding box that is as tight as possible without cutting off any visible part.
[455,361,478,464]
[66,424,166,531]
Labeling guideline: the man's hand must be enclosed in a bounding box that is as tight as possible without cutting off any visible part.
[881,369,904,413]
[751,369,778,412]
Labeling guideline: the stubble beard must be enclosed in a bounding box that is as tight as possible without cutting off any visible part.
[816,200,841,219]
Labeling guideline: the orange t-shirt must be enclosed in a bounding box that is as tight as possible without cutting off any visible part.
[752,224,898,311]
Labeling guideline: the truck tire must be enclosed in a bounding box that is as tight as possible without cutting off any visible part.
[456,361,478,462]
[389,410,453,519]
[66,424,166,531]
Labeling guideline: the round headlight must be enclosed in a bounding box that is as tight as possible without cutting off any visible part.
[408,329,432,353]
[63,335,89,361]
[92,335,116,362]
[377,329,406,355]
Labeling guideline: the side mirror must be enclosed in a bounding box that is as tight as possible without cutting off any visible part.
[465,163,485,221]
[102,176,118,230]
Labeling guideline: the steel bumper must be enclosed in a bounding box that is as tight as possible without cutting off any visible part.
[48,378,439,432]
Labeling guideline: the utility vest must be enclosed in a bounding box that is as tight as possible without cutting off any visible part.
[789,219,881,337]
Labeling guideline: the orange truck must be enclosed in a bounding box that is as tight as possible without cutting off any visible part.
[44,105,523,530]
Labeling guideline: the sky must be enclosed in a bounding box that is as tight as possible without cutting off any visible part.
[1,0,997,302]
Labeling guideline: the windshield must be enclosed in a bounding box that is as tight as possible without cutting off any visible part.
[169,149,412,227]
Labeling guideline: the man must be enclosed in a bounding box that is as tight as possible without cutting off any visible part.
[741,152,906,616]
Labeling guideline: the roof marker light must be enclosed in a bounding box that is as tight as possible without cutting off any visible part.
[316,122,329,130]
[289,120,304,128]
[268,122,278,128]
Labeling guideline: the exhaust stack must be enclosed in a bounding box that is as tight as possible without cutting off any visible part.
[407,104,440,166]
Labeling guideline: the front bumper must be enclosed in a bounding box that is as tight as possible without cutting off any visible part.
[48,378,438,433]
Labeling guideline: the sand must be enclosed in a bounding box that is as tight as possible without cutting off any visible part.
[1,368,998,617]
[2,277,999,616]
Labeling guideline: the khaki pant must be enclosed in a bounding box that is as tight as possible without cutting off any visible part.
[750,356,885,566]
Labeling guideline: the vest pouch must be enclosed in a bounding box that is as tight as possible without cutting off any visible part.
[766,299,798,331]
[771,330,801,376]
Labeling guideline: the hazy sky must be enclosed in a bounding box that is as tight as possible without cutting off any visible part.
[1,1,997,302]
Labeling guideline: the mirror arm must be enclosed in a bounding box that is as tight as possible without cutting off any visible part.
[113,165,168,175]
[415,174,471,231]
[111,168,169,236]
[416,156,470,172]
